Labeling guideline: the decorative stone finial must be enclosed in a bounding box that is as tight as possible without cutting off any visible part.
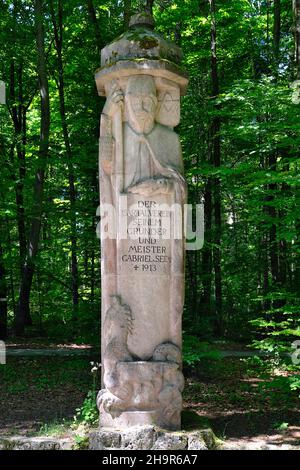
[97,9,187,92]
[129,12,155,30]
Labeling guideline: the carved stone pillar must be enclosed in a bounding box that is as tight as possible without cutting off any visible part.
[95,12,188,431]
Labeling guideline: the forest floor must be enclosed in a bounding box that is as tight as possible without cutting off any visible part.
[184,358,300,450]
[0,354,299,450]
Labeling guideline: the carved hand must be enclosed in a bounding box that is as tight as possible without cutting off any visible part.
[127,177,174,196]
[103,88,124,118]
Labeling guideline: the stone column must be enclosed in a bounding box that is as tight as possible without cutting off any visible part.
[95,12,188,431]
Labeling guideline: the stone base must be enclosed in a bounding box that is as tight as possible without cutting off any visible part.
[100,410,161,429]
[0,436,73,451]
[89,425,217,450]
[98,359,184,431]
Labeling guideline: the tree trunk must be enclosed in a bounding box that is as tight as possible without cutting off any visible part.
[293,0,300,290]
[209,0,223,336]
[86,0,103,52]
[201,179,212,318]
[145,0,154,15]
[5,217,16,317]
[268,152,279,289]
[293,0,300,78]
[9,58,34,326]
[273,0,281,64]
[50,0,79,325]
[124,0,132,30]
[0,236,8,340]
[9,61,27,267]
[15,0,50,335]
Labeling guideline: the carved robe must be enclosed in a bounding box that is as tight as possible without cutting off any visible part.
[123,122,184,190]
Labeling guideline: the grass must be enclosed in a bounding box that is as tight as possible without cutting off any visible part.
[34,420,73,437]
[0,357,99,394]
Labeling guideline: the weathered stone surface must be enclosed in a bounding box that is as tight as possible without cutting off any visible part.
[89,426,217,451]
[152,432,188,450]
[95,60,188,97]
[89,429,121,450]
[95,12,188,432]
[100,13,183,68]
[121,425,155,450]
[0,436,73,451]
[187,432,209,450]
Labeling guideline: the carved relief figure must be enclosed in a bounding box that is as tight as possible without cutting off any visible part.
[100,74,186,202]
[153,342,185,429]
[98,296,134,416]
[98,73,186,429]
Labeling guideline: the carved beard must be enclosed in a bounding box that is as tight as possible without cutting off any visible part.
[128,111,155,135]
[125,96,156,135]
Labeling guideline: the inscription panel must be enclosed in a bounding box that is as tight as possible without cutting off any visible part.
[119,194,173,275]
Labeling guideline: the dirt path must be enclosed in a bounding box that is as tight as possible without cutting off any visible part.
[4,347,289,358]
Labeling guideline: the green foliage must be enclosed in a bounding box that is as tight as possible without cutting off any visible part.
[264,374,300,396]
[73,435,90,450]
[183,334,221,367]
[73,361,100,426]
[74,390,98,426]
[36,421,71,437]
[273,422,289,431]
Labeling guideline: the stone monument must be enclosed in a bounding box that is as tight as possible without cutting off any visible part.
[95,12,188,435]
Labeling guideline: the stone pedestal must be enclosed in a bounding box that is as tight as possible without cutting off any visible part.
[95,12,188,435]
[99,360,184,430]
[89,425,217,451]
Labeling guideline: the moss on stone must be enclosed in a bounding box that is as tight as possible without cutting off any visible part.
[138,37,159,49]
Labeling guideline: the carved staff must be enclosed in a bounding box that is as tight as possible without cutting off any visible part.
[110,80,124,292]
[111,80,124,197]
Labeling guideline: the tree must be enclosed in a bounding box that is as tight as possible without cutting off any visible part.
[293,0,300,77]
[15,0,50,335]
[49,0,79,325]
[209,0,222,335]
[0,235,8,340]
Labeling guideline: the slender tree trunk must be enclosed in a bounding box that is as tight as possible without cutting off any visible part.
[145,0,154,15]
[9,60,33,326]
[124,0,132,30]
[91,176,98,310]
[9,61,27,267]
[261,152,271,312]
[288,0,300,295]
[293,1,300,290]
[86,0,103,52]
[268,153,279,289]
[263,233,271,312]
[5,217,16,317]
[50,0,79,324]
[202,180,212,318]
[209,0,222,336]
[90,248,95,305]
[0,236,8,340]
[293,0,300,78]
[15,0,50,335]
[273,0,281,64]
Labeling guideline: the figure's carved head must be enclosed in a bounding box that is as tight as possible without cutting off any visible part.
[125,75,157,134]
